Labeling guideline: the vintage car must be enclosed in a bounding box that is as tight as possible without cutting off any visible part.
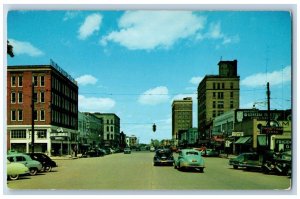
[153,149,174,166]
[229,152,263,170]
[82,148,106,157]
[201,149,220,157]
[27,153,57,172]
[7,160,29,180]
[174,149,205,173]
[7,153,43,176]
[124,147,131,154]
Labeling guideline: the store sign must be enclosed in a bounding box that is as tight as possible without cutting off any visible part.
[261,126,283,135]
[232,132,244,137]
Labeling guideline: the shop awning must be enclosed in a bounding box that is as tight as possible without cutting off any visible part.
[235,136,252,144]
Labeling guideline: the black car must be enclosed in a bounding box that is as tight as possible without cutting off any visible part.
[82,148,106,157]
[229,152,263,170]
[27,153,57,172]
[153,149,174,166]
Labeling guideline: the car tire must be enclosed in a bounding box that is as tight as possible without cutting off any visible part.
[8,174,19,180]
[199,168,204,173]
[29,168,38,176]
[44,165,52,172]
[233,165,238,169]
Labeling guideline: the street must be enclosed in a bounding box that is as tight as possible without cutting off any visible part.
[6,151,292,193]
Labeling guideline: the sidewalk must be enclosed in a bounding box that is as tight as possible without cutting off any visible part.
[219,153,237,159]
[51,154,82,160]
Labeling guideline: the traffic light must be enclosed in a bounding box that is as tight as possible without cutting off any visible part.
[152,123,156,132]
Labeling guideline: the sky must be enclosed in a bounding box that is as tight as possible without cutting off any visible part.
[6,10,292,144]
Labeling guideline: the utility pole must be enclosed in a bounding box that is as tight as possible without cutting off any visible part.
[31,80,35,154]
[266,82,271,149]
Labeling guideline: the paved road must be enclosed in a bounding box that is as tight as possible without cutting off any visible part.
[6,151,292,193]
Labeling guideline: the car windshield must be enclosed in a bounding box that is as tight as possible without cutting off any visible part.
[185,151,199,156]
[156,150,171,157]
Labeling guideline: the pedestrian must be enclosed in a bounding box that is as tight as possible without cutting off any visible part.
[74,145,77,157]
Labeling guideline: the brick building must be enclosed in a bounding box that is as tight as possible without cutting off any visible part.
[7,60,78,156]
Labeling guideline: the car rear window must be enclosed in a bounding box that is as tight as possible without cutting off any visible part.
[186,151,199,156]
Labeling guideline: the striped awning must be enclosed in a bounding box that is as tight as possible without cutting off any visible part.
[235,136,252,144]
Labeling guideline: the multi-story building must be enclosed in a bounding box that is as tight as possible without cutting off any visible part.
[172,97,193,145]
[93,113,120,148]
[7,60,78,156]
[78,112,103,151]
[126,135,138,148]
[198,60,240,143]
[178,128,198,147]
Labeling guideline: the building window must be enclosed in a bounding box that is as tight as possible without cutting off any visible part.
[11,76,16,87]
[213,92,216,99]
[213,83,216,89]
[40,110,45,121]
[37,130,47,139]
[111,134,113,140]
[111,126,114,132]
[106,126,109,132]
[33,76,38,86]
[40,92,45,103]
[40,76,45,87]
[218,92,224,99]
[11,130,26,139]
[217,83,220,89]
[11,110,16,121]
[230,82,234,89]
[218,110,224,116]
[212,110,216,118]
[18,76,23,87]
[222,83,225,89]
[106,134,109,140]
[18,110,23,121]
[34,92,38,103]
[34,110,38,121]
[217,101,224,108]
[230,92,234,99]
[230,101,234,108]
[18,92,23,103]
[11,92,16,103]
[213,101,216,108]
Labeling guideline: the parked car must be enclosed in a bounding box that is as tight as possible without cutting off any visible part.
[201,149,220,157]
[7,160,29,180]
[262,150,292,176]
[82,148,105,157]
[153,148,174,166]
[124,147,131,154]
[229,152,263,170]
[174,149,205,173]
[7,153,42,176]
[27,153,57,172]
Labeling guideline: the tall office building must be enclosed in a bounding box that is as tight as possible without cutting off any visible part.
[172,97,193,143]
[198,60,240,141]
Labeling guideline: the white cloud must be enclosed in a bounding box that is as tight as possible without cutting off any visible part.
[8,39,44,57]
[241,66,291,87]
[196,21,239,45]
[63,11,80,21]
[78,13,102,40]
[138,86,170,105]
[78,95,115,112]
[100,11,206,50]
[189,76,203,85]
[75,75,98,86]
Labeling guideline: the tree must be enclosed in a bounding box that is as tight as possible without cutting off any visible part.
[7,40,14,57]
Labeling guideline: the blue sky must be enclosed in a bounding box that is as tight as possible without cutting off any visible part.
[7,10,292,144]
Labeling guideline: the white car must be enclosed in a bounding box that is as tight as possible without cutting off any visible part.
[7,160,29,180]
[150,146,155,152]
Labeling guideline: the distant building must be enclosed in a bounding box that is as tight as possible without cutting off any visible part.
[126,135,138,147]
[198,60,240,143]
[172,97,193,145]
[93,113,120,148]
[178,128,198,147]
[78,112,103,151]
[7,60,78,156]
